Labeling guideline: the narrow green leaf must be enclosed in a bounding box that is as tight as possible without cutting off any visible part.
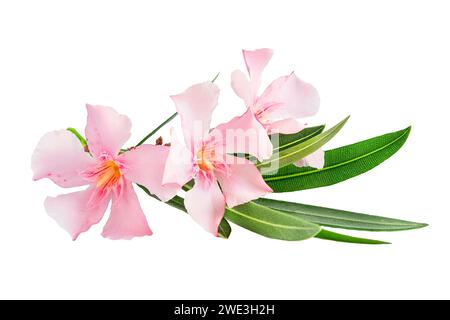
[254,198,427,231]
[258,116,349,173]
[67,127,87,148]
[233,125,325,163]
[316,229,390,245]
[139,184,408,244]
[270,125,325,153]
[224,201,321,241]
[136,184,232,239]
[135,112,178,147]
[211,72,220,83]
[234,125,325,163]
[264,126,411,192]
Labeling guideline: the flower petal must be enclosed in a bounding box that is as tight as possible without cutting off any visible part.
[45,187,110,240]
[101,180,152,240]
[265,118,305,135]
[32,130,95,188]
[85,104,131,158]
[162,129,193,187]
[211,108,273,161]
[216,157,272,208]
[231,69,252,107]
[257,72,320,119]
[242,48,273,98]
[119,144,180,202]
[184,178,225,236]
[170,82,219,150]
[294,148,325,169]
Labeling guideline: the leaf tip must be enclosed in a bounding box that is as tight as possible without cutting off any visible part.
[337,115,351,128]
[414,222,429,229]
[398,126,412,141]
[359,239,391,245]
[365,239,391,245]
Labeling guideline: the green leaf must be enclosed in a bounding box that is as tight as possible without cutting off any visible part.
[136,184,232,239]
[264,126,411,192]
[211,72,220,83]
[234,125,325,162]
[254,198,427,231]
[224,201,321,241]
[165,195,188,213]
[138,184,418,244]
[218,218,232,239]
[135,112,178,147]
[258,116,349,174]
[270,125,325,152]
[67,127,87,148]
[315,229,389,245]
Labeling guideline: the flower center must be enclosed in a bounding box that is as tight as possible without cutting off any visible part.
[196,149,215,172]
[194,143,230,183]
[94,160,122,189]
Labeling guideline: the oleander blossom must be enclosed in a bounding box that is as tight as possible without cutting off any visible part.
[31,104,179,240]
[231,48,325,169]
[162,82,272,235]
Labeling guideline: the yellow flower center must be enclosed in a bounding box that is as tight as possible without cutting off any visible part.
[196,149,215,172]
[95,160,121,189]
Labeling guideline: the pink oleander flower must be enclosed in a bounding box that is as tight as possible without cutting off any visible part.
[231,48,324,169]
[31,104,179,240]
[162,82,272,235]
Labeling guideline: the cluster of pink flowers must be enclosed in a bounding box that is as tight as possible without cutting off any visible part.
[31,48,323,240]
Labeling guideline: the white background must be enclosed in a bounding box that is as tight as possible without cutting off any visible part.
[0,0,449,299]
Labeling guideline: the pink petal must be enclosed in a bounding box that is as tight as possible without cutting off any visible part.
[170,82,219,151]
[85,104,131,158]
[266,118,305,135]
[184,178,225,236]
[119,144,180,202]
[32,130,95,188]
[242,48,273,97]
[211,108,273,161]
[294,148,325,169]
[216,157,272,208]
[162,129,194,187]
[101,180,152,240]
[231,69,252,107]
[45,187,110,240]
[257,72,320,120]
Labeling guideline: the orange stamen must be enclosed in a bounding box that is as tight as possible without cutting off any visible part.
[196,149,215,171]
[95,160,121,189]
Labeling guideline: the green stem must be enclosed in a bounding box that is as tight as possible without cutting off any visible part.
[134,72,220,147]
